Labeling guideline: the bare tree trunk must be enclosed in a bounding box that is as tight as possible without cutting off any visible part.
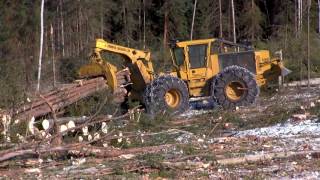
[231,0,236,43]
[56,6,60,57]
[45,26,49,67]
[85,15,89,45]
[251,0,254,41]
[139,0,142,47]
[76,2,80,55]
[299,0,303,84]
[307,0,311,90]
[284,2,289,50]
[300,0,303,32]
[59,0,65,57]
[228,2,231,39]
[37,0,45,92]
[298,0,303,35]
[219,0,223,38]
[123,2,129,46]
[79,3,83,53]
[190,0,197,40]
[299,0,301,33]
[143,0,146,49]
[50,24,56,87]
[295,0,298,37]
[100,1,104,38]
[263,0,270,25]
[25,56,32,90]
[318,0,320,33]
[163,1,168,48]
[297,0,301,36]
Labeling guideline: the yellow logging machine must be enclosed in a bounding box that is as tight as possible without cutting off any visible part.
[79,38,290,115]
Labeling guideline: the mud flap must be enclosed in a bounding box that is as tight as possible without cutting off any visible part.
[280,66,292,77]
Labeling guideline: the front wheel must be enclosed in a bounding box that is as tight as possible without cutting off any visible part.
[143,75,189,115]
[212,65,259,109]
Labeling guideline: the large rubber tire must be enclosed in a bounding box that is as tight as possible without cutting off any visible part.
[143,75,189,115]
[212,65,259,109]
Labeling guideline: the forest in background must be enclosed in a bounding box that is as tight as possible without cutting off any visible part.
[0,0,320,109]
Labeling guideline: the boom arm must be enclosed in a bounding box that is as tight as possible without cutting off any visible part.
[79,39,154,93]
[95,39,151,65]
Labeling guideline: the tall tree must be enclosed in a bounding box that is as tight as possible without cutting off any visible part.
[50,24,56,87]
[123,1,129,45]
[143,0,146,49]
[219,0,223,38]
[307,0,311,89]
[163,0,169,47]
[296,0,303,36]
[100,0,104,38]
[158,0,190,41]
[59,0,65,57]
[318,0,320,33]
[231,0,236,43]
[194,0,219,38]
[37,0,45,92]
[190,0,197,40]
[239,0,264,41]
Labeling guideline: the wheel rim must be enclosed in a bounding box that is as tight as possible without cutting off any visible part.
[165,89,181,108]
[225,81,247,101]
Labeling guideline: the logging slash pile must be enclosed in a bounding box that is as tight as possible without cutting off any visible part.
[0,83,320,178]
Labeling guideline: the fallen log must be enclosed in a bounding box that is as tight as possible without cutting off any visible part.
[284,78,320,87]
[0,143,177,162]
[162,161,211,170]
[70,144,176,158]
[217,150,320,165]
[0,146,67,162]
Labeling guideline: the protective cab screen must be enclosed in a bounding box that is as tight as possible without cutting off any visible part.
[218,51,256,74]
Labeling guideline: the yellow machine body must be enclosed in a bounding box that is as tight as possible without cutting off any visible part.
[169,38,285,97]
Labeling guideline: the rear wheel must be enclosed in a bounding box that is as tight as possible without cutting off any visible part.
[143,75,189,115]
[212,65,259,109]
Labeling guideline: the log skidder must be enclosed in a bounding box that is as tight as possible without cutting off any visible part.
[143,75,189,115]
[212,65,260,109]
[78,38,289,116]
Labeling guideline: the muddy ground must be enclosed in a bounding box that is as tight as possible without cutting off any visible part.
[0,86,320,179]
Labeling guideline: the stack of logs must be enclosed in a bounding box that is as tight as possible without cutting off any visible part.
[0,77,107,123]
[1,77,107,121]
[0,68,131,125]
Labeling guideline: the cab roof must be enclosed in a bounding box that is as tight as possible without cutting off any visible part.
[174,38,253,50]
[175,38,216,47]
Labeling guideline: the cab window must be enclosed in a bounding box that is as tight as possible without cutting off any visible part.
[173,47,184,66]
[188,44,207,69]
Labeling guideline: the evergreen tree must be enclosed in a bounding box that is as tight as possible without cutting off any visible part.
[239,0,264,41]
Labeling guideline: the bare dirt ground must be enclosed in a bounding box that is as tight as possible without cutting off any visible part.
[0,86,319,179]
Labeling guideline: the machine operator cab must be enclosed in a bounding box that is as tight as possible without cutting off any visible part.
[169,38,255,97]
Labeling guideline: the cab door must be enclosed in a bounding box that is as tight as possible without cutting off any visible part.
[187,44,209,96]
